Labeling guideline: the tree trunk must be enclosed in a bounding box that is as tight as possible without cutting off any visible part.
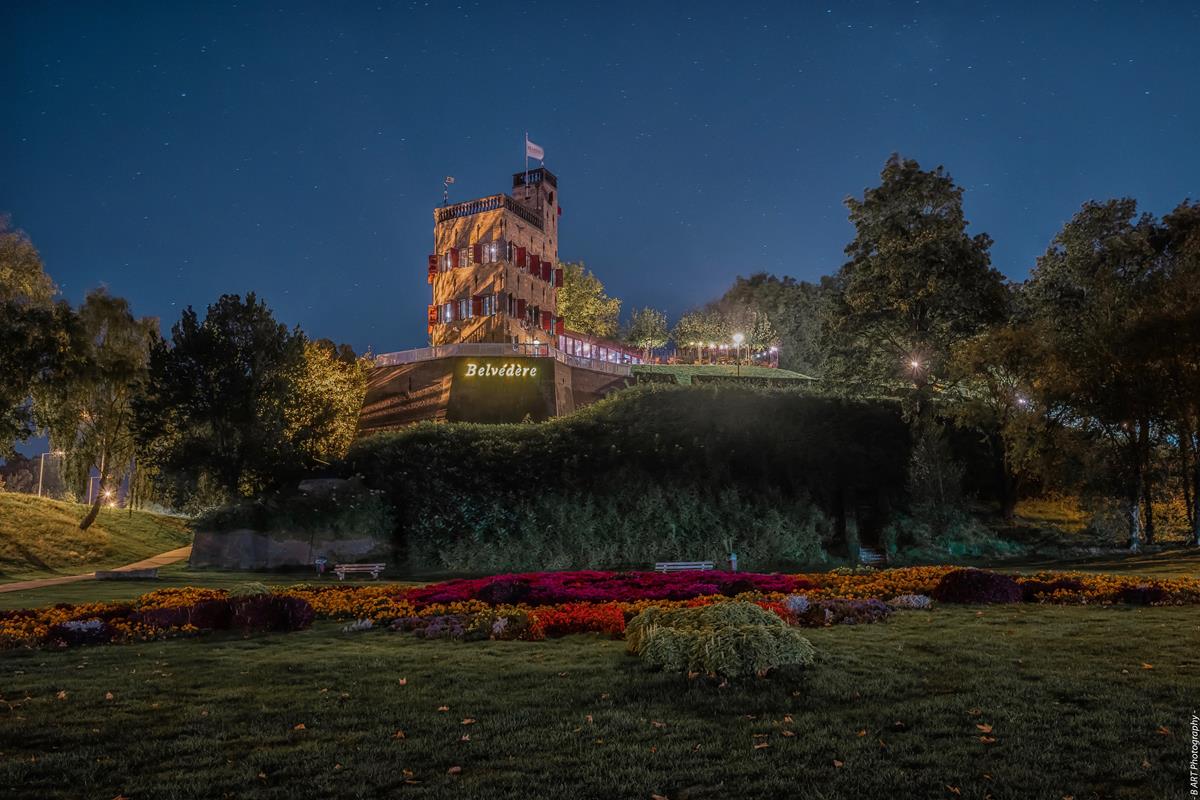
[1193,441,1200,546]
[1139,420,1155,544]
[78,492,104,531]
[1127,469,1143,553]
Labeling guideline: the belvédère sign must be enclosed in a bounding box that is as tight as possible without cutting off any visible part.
[464,362,539,378]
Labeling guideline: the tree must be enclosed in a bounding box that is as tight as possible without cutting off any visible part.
[0,215,56,305]
[134,293,307,506]
[1023,199,1162,550]
[284,339,371,464]
[622,307,668,360]
[823,154,1008,404]
[719,273,829,374]
[0,217,67,455]
[671,306,729,362]
[35,288,157,529]
[557,261,620,338]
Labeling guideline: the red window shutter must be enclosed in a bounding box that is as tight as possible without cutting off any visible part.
[555,317,564,335]
[427,305,438,325]
[516,246,527,268]
[554,267,563,287]
[516,298,526,318]
[472,243,483,264]
[427,255,437,283]
[540,310,551,331]
[541,261,551,282]
[471,296,482,316]
[450,249,460,269]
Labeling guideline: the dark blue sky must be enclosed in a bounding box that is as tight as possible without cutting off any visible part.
[3,1,1197,356]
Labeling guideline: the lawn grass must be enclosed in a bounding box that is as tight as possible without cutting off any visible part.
[0,494,191,583]
[1,605,1194,799]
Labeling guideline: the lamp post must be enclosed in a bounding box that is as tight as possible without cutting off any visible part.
[732,332,745,377]
[36,451,65,498]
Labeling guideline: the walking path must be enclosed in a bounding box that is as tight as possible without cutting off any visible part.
[0,546,192,594]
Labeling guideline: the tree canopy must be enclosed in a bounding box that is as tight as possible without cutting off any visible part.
[557,261,621,338]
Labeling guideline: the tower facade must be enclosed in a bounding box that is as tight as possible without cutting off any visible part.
[428,167,563,347]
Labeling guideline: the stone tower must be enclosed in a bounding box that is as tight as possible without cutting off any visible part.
[427,167,563,347]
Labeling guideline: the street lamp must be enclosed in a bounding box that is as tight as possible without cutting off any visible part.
[36,451,65,498]
[732,333,745,377]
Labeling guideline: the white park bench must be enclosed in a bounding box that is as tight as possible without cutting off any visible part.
[654,561,715,573]
[333,563,385,581]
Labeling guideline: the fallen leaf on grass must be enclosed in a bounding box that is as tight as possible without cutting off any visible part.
[782,715,793,723]
[104,692,114,701]
[855,729,867,737]
[781,730,796,738]
[833,759,843,768]
[966,708,981,717]
[460,734,470,742]
[392,730,406,739]
[651,720,666,729]
[1156,726,1171,736]
[461,718,476,725]
[585,715,593,724]
[946,787,961,796]
[293,723,306,731]
[976,723,993,734]
[447,766,461,775]
[437,706,449,712]
[753,742,770,750]
[651,794,669,800]
[1141,759,1151,769]
[398,678,407,685]
[1141,663,1153,670]
[56,691,68,701]
[979,736,996,744]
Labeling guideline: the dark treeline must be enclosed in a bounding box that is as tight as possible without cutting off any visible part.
[691,155,1200,549]
[0,214,368,525]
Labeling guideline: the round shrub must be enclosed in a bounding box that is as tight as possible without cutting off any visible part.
[48,619,112,646]
[188,598,233,630]
[475,578,531,606]
[228,582,271,599]
[931,569,1022,604]
[231,595,315,632]
[1117,584,1165,606]
[132,606,190,629]
[626,601,813,678]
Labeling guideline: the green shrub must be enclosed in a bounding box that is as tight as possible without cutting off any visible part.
[228,581,270,599]
[345,386,908,572]
[626,602,814,678]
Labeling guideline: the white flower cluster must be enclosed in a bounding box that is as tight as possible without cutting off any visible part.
[887,594,933,610]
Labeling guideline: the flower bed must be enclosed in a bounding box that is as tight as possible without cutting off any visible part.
[3,566,1198,650]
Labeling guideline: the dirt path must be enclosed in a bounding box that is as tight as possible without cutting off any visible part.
[0,546,192,594]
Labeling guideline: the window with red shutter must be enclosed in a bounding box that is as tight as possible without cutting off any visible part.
[555,317,564,335]
[541,310,551,331]
[450,249,460,269]
[554,267,563,287]
[472,243,482,264]
[427,305,438,325]
[471,296,482,317]
[516,246,527,268]
[516,298,526,318]
[541,261,551,282]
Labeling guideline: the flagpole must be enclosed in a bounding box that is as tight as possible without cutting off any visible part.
[524,131,529,185]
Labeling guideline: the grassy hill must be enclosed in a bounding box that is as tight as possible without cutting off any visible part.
[0,493,191,583]
[632,363,815,385]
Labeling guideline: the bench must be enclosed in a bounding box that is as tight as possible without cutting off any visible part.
[654,561,715,573]
[333,563,385,581]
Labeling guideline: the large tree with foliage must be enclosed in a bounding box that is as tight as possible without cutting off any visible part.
[719,273,829,375]
[35,289,157,529]
[284,339,370,464]
[622,307,669,360]
[557,261,621,338]
[824,155,1008,403]
[1023,199,1163,550]
[134,293,308,506]
[0,216,69,454]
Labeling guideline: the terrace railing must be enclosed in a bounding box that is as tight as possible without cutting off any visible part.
[374,342,632,377]
[435,194,544,230]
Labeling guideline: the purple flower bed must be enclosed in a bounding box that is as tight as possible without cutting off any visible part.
[230,595,315,632]
[932,569,1023,604]
[404,570,812,607]
[790,598,893,627]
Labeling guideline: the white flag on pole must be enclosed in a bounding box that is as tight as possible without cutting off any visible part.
[525,136,544,161]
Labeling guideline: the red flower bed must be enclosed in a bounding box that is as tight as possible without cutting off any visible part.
[403,570,812,607]
[529,602,627,637]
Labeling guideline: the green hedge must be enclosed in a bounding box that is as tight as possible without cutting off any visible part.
[344,385,910,572]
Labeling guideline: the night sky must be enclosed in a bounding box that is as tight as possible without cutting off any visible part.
[3,1,1198,356]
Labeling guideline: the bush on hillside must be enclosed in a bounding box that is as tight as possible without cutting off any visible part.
[931,569,1022,604]
[345,386,908,571]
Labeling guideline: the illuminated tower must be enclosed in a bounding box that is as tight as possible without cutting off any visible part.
[427,167,562,347]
